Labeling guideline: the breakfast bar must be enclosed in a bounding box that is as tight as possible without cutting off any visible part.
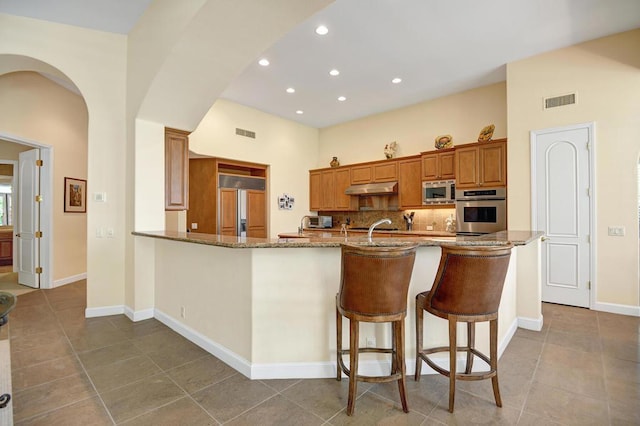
[132,230,543,380]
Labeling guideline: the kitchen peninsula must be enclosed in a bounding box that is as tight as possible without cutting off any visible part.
[133,230,543,379]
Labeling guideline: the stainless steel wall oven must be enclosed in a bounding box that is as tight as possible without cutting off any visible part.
[455,187,506,235]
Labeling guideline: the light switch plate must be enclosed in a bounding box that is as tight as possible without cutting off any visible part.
[608,226,625,236]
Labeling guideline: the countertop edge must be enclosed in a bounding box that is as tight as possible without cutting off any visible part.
[133,230,544,249]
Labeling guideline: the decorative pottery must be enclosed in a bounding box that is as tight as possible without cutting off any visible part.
[384,141,398,159]
[478,124,495,142]
[330,156,340,168]
[434,135,453,149]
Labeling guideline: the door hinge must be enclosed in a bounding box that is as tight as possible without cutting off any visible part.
[586,142,591,151]
[35,267,43,274]
[586,234,590,243]
[36,159,43,167]
[586,188,591,197]
[35,231,43,238]
[35,195,42,202]
[587,280,591,290]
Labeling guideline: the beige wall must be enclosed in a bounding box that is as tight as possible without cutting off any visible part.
[189,99,320,237]
[0,13,128,308]
[0,71,88,281]
[318,82,507,166]
[508,29,640,308]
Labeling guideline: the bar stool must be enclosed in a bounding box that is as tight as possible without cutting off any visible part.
[336,243,418,416]
[415,244,512,413]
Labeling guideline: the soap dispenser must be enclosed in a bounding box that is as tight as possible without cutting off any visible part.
[445,214,456,233]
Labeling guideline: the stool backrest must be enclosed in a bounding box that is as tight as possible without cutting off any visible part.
[428,245,513,316]
[339,244,417,316]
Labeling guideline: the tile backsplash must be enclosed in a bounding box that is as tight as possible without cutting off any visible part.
[323,208,456,232]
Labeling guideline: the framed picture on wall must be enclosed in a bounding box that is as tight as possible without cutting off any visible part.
[64,177,87,213]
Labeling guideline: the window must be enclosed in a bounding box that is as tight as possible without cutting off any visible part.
[0,193,11,226]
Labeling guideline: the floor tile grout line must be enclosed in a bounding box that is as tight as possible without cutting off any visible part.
[44,288,118,425]
[162,373,225,425]
[596,311,614,426]
[514,311,548,425]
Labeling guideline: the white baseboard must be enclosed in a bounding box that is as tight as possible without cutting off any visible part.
[85,305,124,318]
[84,307,522,380]
[517,315,544,331]
[124,306,154,322]
[593,302,640,317]
[53,272,87,288]
[154,309,253,378]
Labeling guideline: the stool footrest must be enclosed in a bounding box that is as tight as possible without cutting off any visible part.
[417,348,496,380]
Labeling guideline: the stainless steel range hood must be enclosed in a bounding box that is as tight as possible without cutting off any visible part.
[345,181,398,195]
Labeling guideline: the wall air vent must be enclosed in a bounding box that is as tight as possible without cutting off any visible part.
[544,93,576,110]
[235,128,256,139]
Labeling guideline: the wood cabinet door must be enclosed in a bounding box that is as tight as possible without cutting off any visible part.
[165,128,189,211]
[439,151,456,179]
[247,190,266,238]
[398,158,422,208]
[309,171,322,211]
[455,146,479,188]
[351,165,372,184]
[321,170,336,209]
[479,141,507,187]
[422,154,438,180]
[373,161,397,182]
[334,168,352,210]
[219,188,237,236]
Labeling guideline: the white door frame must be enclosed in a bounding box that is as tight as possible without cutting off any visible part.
[530,122,597,309]
[0,132,53,289]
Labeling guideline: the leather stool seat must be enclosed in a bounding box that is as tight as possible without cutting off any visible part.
[336,243,417,416]
[415,244,513,413]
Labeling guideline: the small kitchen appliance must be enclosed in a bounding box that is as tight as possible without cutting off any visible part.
[308,216,333,228]
[422,180,455,205]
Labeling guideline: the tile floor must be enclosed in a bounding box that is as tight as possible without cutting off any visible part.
[4,281,640,425]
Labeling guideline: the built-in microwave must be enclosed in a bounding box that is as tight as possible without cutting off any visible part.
[422,180,455,205]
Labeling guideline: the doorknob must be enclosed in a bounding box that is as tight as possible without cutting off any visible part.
[15,233,20,238]
[541,236,549,242]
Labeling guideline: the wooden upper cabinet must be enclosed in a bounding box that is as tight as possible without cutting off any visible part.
[165,128,190,210]
[309,167,353,211]
[350,160,398,184]
[350,165,372,184]
[333,168,352,210]
[455,139,507,188]
[422,149,455,181]
[398,157,423,209]
[309,171,322,211]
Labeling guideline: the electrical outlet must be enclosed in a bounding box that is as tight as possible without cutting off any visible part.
[180,306,186,318]
[426,225,433,231]
[191,223,198,230]
[366,337,376,348]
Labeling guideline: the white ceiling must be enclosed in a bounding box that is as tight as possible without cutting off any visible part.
[2,0,639,128]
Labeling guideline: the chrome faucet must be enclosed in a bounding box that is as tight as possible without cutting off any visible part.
[299,215,312,235]
[368,218,391,242]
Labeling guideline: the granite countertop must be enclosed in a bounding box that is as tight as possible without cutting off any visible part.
[133,230,544,249]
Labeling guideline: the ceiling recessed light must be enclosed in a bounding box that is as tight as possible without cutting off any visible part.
[392,77,402,84]
[338,96,346,102]
[258,58,270,66]
[286,87,295,93]
[329,69,340,76]
[296,110,304,115]
[315,25,329,35]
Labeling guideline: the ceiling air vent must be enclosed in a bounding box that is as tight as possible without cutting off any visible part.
[235,128,256,139]
[544,93,576,110]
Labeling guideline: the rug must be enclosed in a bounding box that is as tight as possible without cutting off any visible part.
[0,273,36,297]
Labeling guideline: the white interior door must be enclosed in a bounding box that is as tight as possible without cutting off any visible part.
[533,125,592,307]
[17,149,40,288]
